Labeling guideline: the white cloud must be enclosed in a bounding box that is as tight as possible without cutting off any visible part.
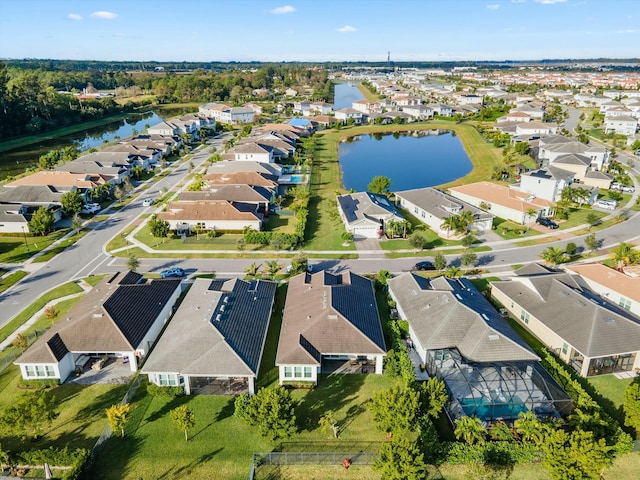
[269,5,295,15]
[511,0,526,3]
[616,29,640,34]
[487,4,500,9]
[67,13,82,21]
[534,0,567,4]
[337,25,357,33]
[90,11,118,20]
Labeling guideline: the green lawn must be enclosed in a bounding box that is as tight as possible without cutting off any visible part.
[0,281,83,345]
[558,208,607,230]
[87,374,397,480]
[0,270,28,294]
[0,228,72,264]
[587,375,633,409]
[0,366,127,452]
[493,218,540,240]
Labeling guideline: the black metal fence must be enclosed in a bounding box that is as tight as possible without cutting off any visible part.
[250,451,377,479]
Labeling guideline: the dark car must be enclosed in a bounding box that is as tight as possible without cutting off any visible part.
[160,267,185,278]
[536,217,558,229]
[413,261,435,271]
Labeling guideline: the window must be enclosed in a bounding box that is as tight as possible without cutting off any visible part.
[421,211,426,218]
[24,366,35,378]
[619,297,631,311]
[520,310,530,324]
[562,343,568,355]
[304,366,312,378]
[158,373,178,386]
[414,207,418,214]
[284,366,292,378]
[35,365,46,377]
[294,366,302,378]
[45,365,55,377]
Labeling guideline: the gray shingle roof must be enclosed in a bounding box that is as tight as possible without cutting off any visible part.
[142,278,276,377]
[387,273,537,363]
[337,192,403,226]
[492,269,640,358]
[395,187,493,222]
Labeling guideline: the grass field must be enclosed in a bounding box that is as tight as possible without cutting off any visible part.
[0,228,72,264]
[87,374,397,480]
[0,270,27,294]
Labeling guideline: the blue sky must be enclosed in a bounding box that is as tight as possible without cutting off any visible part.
[0,0,638,62]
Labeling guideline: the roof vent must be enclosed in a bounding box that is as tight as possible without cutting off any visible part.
[605,317,616,324]
[223,296,229,304]
[214,314,222,322]
[488,334,500,340]
[92,313,103,318]
[328,314,338,319]
[577,300,586,307]
[220,305,226,312]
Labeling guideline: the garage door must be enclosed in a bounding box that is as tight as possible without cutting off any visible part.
[353,227,379,239]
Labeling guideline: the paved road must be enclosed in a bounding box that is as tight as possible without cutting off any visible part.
[0,136,228,328]
[2,130,639,330]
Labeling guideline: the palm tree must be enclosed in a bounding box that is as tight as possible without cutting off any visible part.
[514,411,546,446]
[610,242,639,270]
[244,262,261,278]
[440,216,457,238]
[456,210,475,234]
[454,416,487,445]
[526,208,538,231]
[539,246,567,267]
[263,260,283,279]
[444,266,461,278]
[71,214,83,234]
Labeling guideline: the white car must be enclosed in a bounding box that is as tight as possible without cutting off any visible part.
[80,203,100,214]
[142,198,154,207]
[593,200,616,210]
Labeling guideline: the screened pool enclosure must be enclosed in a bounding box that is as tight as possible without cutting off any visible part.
[427,348,573,424]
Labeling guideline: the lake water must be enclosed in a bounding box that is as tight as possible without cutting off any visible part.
[0,106,197,181]
[333,82,366,110]
[338,130,473,192]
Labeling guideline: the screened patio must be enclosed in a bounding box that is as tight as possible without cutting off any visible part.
[427,348,572,425]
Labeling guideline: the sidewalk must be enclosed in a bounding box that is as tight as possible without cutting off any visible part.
[0,279,92,351]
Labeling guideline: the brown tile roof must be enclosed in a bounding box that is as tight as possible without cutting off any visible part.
[15,272,181,364]
[203,171,278,188]
[7,171,107,189]
[566,263,640,305]
[158,200,259,222]
[276,271,386,366]
[449,181,554,211]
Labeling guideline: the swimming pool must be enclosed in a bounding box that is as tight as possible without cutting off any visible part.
[289,174,304,183]
[459,396,529,420]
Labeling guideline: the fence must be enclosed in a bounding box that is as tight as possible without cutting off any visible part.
[249,451,377,479]
[90,374,144,459]
[0,329,47,374]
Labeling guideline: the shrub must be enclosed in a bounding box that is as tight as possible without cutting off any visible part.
[17,379,59,389]
[146,383,184,397]
[565,242,577,256]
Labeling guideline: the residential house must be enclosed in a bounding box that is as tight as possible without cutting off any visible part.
[492,263,640,377]
[337,192,404,239]
[206,160,282,179]
[395,187,494,235]
[604,115,638,136]
[497,111,533,123]
[102,144,160,169]
[516,167,575,203]
[56,158,129,185]
[147,121,180,137]
[428,103,454,117]
[158,200,262,233]
[449,181,555,225]
[203,171,279,191]
[539,137,609,171]
[310,101,334,115]
[0,204,32,234]
[275,271,386,386]
[566,263,640,318]
[179,186,273,217]
[293,100,313,116]
[351,99,382,115]
[402,105,434,120]
[334,108,364,124]
[515,121,558,136]
[14,272,182,383]
[387,273,571,423]
[6,171,110,200]
[232,142,275,163]
[143,277,276,395]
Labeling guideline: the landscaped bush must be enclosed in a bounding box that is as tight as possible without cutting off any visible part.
[439,441,540,465]
[10,447,89,480]
[17,378,59,389]
[146,383,184,397]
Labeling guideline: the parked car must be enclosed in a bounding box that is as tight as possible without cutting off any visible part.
[80,203,100,214]
[593,199,617,210]
[413,261,435,271]
[142,198,154,207]
[620,185,635,193]
[536,217,558,229]
[159,267,185,278]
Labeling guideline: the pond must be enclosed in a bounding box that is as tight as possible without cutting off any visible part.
[0,105,197,181]
[333,82,366,110]
[338,130,473,192]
